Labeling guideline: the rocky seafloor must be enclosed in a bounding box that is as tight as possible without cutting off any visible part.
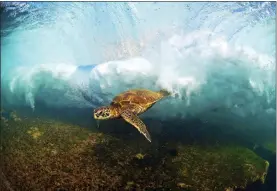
[0,109,275,191]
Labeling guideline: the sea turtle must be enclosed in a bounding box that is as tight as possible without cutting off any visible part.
[93,89,171,142]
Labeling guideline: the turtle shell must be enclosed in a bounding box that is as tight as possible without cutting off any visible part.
[111,89,163,112]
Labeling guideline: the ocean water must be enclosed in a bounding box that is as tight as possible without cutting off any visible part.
[0,2,276,191]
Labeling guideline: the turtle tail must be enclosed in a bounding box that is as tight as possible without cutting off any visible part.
[158,89,171,97]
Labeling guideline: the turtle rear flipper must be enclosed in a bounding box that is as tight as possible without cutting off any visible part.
[120,110,151,142]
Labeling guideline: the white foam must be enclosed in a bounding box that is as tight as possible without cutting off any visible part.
[4,30,274,116]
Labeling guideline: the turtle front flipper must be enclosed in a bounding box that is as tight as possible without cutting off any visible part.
[120,110,151,142]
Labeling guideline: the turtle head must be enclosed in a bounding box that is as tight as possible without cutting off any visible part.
[94,106,114,120]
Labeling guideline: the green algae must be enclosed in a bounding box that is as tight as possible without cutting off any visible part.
[260,160,270,184]
[135,153,146,160]
[0,111,270,191]
[172,144,269,190]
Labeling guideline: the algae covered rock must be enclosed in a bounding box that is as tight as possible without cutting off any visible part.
[0,114,271,191]
[172,144,269,191]
[1,116,118,190]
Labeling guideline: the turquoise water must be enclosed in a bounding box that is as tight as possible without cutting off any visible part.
[0,2,276,190]
[1,2,275,131]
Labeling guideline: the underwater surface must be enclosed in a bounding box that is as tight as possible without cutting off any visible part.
[0,2,276,191]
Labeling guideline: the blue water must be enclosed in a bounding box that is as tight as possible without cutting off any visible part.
[1,2,276,132]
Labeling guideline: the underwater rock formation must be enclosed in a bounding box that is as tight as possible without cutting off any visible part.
[0,111,270,191]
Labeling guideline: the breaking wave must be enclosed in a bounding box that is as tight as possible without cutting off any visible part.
[1,2,276,130]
